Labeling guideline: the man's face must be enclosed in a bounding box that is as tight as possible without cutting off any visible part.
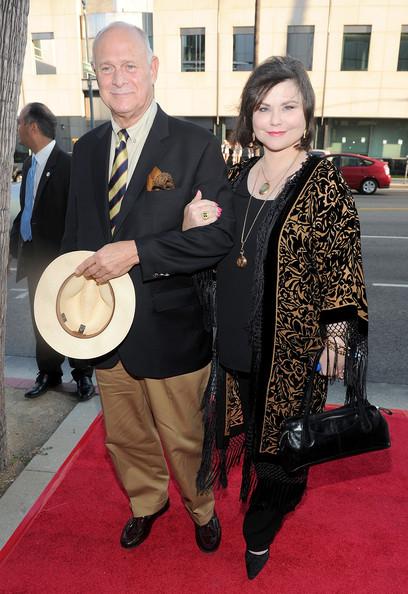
[92,25,158,128]
[17,107,31,149]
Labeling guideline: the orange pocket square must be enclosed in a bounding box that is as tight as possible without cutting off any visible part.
[147,167,175,191]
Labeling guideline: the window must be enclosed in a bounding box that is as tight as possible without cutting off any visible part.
[341,25,371,71]
[397,26,408,71]
[32,32,56,74]
[287,25,314,70]
[233,27,254,71]
[341,156,364,167]
[142,12,154,53]
[181,28,205,72]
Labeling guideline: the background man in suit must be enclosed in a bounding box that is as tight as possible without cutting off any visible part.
[9,103,95,401]
[61,22,234,553]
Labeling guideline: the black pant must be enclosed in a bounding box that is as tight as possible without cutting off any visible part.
[26,255,93,382]
[243,501,285,551]
[235,371,305,551]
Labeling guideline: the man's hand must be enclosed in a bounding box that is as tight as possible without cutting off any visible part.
[182,190,222,231]
[75,241,139,283]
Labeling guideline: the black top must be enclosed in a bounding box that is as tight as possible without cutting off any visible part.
[217,172,272,372]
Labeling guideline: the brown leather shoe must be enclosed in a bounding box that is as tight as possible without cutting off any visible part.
[120,499,170,549]
[195,510,221,553]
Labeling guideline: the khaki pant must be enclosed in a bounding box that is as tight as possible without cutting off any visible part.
[96,361,214,526]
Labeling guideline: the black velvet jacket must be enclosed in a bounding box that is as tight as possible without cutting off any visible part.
[197,155,368,505]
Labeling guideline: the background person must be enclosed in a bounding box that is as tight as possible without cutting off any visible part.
[221,139,231,163]
[232,142,243,164]
[61,23,234,553]
[246,142,255,159]
[9,103,95,401]
[185,55,368,580]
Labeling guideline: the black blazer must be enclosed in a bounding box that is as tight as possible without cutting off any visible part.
[10,144,71,283]
[62,105,235,378]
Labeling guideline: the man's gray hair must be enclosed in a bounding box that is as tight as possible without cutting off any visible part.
[92,21,153,64]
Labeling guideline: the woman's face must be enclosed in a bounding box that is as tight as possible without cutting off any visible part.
[252,79,306,153]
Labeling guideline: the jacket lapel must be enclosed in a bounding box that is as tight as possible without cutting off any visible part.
[32,145,60,213]
[90,122,112,242]
[111,106,170,239]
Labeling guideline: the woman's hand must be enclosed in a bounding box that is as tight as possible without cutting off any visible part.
[182,190,222,231]
[318,339,346,381]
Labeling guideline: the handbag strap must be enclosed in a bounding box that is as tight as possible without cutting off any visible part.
[303,347,325,419]
[303,346,366,425]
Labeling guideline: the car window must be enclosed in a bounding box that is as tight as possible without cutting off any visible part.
[326,155,340,168]
[340,156,362,167]
[362,158,374,166]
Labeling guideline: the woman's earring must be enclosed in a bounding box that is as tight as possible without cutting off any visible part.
[252,132,256,142]
[303,129,307,139]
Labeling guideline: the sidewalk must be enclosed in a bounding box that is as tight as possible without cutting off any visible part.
[390,178,408,189]
[1,356,407,551]
[1,356,101,550]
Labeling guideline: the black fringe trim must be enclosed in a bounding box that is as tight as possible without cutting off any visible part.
[196,342,246,494]
[193,268,216,333]
[196,333,220,493]
[245,463,308,513]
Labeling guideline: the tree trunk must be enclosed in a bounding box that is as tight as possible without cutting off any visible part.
[0,0,30,469]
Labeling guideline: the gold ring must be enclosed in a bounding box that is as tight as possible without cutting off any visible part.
[201,211,209,220]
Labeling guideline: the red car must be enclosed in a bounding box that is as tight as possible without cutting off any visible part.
[321,153,391,195]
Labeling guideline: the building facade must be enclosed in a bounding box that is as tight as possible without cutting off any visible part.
[17,0,408,171]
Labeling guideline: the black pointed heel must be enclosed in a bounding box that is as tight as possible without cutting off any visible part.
[245,549,270,580]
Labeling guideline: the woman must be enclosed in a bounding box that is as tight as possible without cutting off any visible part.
[184,56,368,579]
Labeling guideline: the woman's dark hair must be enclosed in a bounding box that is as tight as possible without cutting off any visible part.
[230,55,315,151]
[24,102,57,140]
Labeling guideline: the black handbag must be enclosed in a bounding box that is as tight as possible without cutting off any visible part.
[278,350,392,473]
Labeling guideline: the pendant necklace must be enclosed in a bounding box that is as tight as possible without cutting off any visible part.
[236,154,299,269]
[259,163,270,195]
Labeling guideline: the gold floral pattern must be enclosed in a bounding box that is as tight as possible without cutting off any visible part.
[225,372,244,434]
[229,157,368,456]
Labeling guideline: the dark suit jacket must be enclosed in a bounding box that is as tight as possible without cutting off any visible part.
[62,105,235,378]
[10,144,71,283]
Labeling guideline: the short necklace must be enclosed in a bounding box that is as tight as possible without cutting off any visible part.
[236,154,299,269]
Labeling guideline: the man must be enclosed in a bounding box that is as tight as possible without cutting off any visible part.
[9,103,95,401]
[61,22,234,552]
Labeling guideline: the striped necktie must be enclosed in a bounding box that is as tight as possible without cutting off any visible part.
[20,156,37,242]
[109,129,129,233]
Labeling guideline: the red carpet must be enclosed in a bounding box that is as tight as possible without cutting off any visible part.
[0,410,407,593]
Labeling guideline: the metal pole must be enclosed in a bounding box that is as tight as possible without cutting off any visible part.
[320,0,332,126]
[254,0,260,67]
[82,0,94,130]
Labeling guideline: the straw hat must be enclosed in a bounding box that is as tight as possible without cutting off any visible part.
[34,251,136,358]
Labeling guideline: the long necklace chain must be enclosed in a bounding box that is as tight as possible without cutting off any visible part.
[236,153,299,269]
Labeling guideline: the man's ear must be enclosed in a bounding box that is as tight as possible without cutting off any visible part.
[151,55,159,85]
[29,121,39,134]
